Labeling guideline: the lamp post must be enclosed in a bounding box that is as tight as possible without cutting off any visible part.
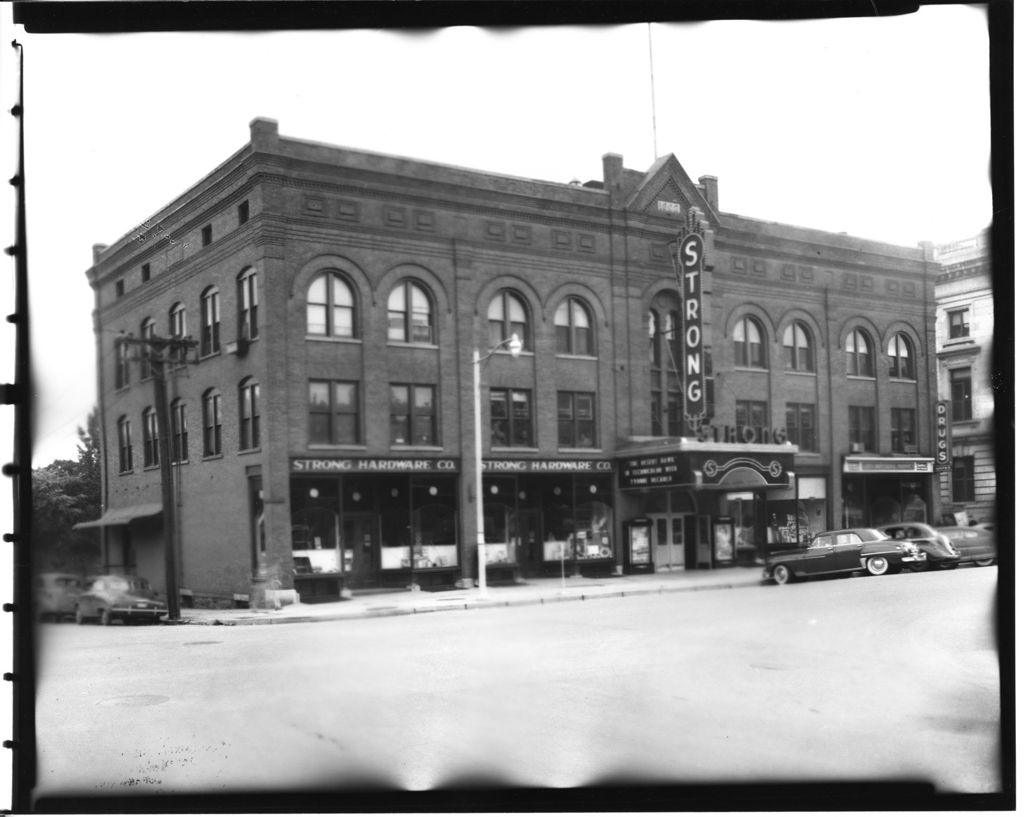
[473,333,522,598]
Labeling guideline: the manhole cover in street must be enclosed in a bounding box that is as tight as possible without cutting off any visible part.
[97,694,170,707]
[183,641,222,646]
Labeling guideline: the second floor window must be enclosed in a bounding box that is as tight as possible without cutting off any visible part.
[142,407,159,468]
[845,328,875,377]
[238,268,259,341]
[115,339,131,389]
[202,390,222,457]
[733,317,766,369]
[140,318,156,379]
[891,407,917,453]
[239,378,260,450]
[117,416,133,473]
[200,287,221,356]
[310,381,360,445]
[950,368,972,421]
[948,308,969,339]
[389,384,437,446]
[388,280,434,344]
[488,290,529,350]
[557,391,596,448]
[785,403,817,452]
[887,333,916,380]
[736,400,768,435]
[171,400,188,463]
[490,388,533,447]
[555,297,594,356]
[849,405,876,451]
[307,272,356,338]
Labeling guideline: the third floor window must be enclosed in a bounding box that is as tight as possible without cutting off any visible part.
[308,272,356,338]
[948,308,970,339]
[388,280,434,344]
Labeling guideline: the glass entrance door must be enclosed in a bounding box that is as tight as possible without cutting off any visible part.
[341,514,379,588]
[651,514,686,570]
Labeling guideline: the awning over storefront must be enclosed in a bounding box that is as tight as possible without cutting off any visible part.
[843,456,935,474]
[616,437,796,491]
[73,503,163,529]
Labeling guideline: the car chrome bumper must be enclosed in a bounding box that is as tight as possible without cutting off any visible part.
[901,553,928,563]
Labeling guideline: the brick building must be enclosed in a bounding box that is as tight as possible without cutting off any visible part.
[933,232,996,526]
[80,118,941,606]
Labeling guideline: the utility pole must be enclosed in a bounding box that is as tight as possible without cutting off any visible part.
[118,334,197,621]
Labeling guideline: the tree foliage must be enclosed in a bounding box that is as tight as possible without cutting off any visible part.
[31,408,102,574]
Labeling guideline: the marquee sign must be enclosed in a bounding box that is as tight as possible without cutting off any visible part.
[619,449,793,490]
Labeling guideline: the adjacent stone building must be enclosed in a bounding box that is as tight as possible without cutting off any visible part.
[933,232,996,526]
[80,118,942,606]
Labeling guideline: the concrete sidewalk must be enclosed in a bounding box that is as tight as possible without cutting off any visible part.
[175,566,768,626]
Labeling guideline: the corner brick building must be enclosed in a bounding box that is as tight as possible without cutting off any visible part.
[81,118,942,606]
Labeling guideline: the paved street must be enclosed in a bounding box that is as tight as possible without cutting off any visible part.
[33,566,1001,805]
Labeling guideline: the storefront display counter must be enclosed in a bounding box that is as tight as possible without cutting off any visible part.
[293,572,346,604]
[380,566,460,590]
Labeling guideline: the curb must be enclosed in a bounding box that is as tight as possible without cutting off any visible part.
[180,575,766,627]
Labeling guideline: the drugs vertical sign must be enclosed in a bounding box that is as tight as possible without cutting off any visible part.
[678,233,705,424]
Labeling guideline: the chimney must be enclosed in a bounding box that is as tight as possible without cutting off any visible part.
[603,153,624,206]
[250,117,279,152]
[92,243,109,264]
[699,175,719,212]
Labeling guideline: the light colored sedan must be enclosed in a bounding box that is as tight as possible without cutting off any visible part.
[936,526,997,567]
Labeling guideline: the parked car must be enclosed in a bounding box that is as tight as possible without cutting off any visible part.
[34,573,84,622]
[75,575,168,625]
[935,526,997,567]
[764,527,926,585]
[876,522,961,570]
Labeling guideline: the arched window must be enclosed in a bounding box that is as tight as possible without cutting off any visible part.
[733,317,766,368]
[202,389,222,457]
[239,378,260,450]
[140,317,156,379]
[555,296,594,356]
[783,322,814,372]
[142,407,159,468]
[237,267,259,341]
[662,310,681,371]
[170,399,188,464]
[115,338,131,389]
[169,302,187,338]
[846,328,875,377]
[307,272,356,338]
[888,333,915,380]
[388,280,434,344]
[488,290,529,350]
[169,302,188,365]
[648,310,661,368]
[200,287,220,356]
[117,416,133,473]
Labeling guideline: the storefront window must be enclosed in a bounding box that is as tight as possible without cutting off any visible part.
[290,479,341,573]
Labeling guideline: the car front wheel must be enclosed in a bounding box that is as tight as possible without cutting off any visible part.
[974,557,995,567]
[771,564,793,585]
[865,556,890,576]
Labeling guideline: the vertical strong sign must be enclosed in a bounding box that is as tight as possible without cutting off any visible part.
[678,233,705,423]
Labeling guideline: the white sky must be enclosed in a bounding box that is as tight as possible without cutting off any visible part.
[1,5,994,468]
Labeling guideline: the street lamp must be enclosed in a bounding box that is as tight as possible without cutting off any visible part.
[473,332,523,598]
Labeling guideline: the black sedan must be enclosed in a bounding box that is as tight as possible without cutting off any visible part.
[764,527,926,585]
[876,522,961,570]
[75,575,168,625]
